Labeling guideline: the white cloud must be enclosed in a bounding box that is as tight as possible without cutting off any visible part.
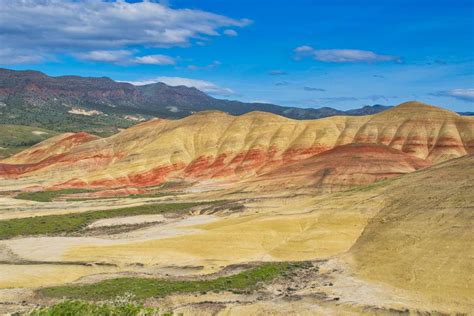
[294,46,399,63]
[125,76,235,97]
[75,50,176,65]
[0,48,46,65]
[186,60,221,71]
[75,50,133,63]
[294,45,314,53]
[134,55,176,65]
[250,99,270,104]
[432,89,474,102]
[0,0,250,65]
[223,29,238,36]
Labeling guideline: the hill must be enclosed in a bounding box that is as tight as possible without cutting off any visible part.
[0,125,59,159]
[347,154,474,312]
[0,68,391,135]
[245,143,430,192]
[1,101,472,190]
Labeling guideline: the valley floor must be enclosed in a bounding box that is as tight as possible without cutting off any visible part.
[0,156,472,315]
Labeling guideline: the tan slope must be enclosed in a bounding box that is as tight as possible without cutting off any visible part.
[353,101,474,162]
[1,102,472,188]
[347,154,474,312]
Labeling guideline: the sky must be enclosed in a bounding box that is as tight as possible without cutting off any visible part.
[1,0,473,112]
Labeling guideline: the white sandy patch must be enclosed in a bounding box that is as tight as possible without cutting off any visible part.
[88,214,166,228]
[0,215,218,263]
[166,106,179,113]
[31,131,48,136]
[124,115,145,121]
[68,108,103,116]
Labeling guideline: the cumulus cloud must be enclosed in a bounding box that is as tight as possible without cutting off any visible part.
[75,50,133,63]
[294,46,400,63]
[431,89,474,102]
[0,48,47,65]
[294,46,314,53]
[0,0,250,65]
[134,55,176,65]
[125,76,235,97]
[223,29,238,36]
[75,50,176,65]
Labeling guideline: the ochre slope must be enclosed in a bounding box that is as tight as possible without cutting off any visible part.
[347,154,474,312]
[0,102,472,188]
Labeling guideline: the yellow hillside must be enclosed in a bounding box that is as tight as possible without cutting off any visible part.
[347,154,474,312]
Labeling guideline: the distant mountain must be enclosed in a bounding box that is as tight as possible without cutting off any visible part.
[0,68,392,135]
[345,104,393,115]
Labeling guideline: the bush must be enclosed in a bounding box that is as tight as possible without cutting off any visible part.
[26,297,173,316]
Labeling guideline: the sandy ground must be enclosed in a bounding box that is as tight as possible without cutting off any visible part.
[0,214,218,274]
[87,214,166,228]
[0,194,196,220]
[0,264,119,289]
[2,258,459,316]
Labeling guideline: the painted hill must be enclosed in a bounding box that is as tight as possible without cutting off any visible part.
[347,154,474,311]
[0,68,390,135]
[1,102,472,190]
[245,143,430,192]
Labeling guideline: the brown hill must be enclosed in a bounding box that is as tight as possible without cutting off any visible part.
[0,102,472,189]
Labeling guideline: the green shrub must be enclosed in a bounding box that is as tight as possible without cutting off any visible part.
[26,299,170,316]
[39,262,307,300]
[15,189,95,202]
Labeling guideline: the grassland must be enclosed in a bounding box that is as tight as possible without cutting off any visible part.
[0,202,211,239]
[0,124,58,159]
[66,192,180,202]
[38,262,308,300]
[15,189,96,202]
[27,300,170,316]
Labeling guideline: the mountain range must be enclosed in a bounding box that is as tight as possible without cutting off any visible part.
[0,68,392,136]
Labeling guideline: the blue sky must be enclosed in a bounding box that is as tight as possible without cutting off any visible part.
[1,0,473,111]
